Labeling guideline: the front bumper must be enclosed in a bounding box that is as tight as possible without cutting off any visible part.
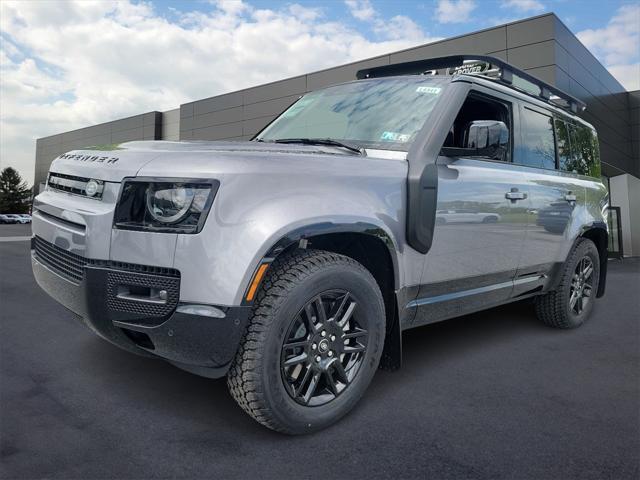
[31,237,250,378]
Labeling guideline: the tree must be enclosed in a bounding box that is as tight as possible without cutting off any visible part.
[0,167,32,214]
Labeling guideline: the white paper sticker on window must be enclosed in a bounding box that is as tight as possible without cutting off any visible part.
[381,131,411,142]
[416,86,442,94]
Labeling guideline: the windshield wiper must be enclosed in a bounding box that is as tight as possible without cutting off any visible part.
[271,138,365,155]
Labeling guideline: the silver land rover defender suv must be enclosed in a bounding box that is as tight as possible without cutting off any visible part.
[32,56,608,434]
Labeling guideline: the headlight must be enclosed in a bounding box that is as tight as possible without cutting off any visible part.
[114,178,219,234]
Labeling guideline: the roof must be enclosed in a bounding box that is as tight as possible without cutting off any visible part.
[356,55,586,114]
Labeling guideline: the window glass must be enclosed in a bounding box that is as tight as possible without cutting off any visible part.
[518,108,556,169]
[554,118,571,171]
[443,94,511,162]
[566,123,601,177]
[258,77,448,151]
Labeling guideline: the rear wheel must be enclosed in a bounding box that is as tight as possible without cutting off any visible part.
[535,238,600,329]
[227,249,385,434]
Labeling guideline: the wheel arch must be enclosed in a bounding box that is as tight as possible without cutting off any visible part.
[579,223,608,298]
[251,222,403,370]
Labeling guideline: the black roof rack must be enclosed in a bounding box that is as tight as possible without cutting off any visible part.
[356,55,586,114]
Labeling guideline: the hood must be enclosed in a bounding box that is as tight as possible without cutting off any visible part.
[50,140,406,182]
[49,144,167,183]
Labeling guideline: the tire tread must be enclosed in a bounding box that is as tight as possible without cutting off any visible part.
[535,238,598,329]
[227,249,376,433]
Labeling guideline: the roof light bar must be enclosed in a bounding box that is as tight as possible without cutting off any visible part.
[356,55,586,114]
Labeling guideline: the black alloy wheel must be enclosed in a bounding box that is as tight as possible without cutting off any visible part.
[280,290,368,406]
[569,256,594,315]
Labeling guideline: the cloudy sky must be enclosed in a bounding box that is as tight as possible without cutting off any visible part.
[1,0,639,185]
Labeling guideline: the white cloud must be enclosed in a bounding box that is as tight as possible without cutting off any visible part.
[606,63,640,91]
[0,0,438,184]
[435,0,476,24]
[577,4,640,65]
[577,4,640,90]
[501,0,545,13]
[345,0,376,22]
[345,0,429,42]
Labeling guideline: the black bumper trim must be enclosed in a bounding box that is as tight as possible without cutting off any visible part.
[32,252,250,377]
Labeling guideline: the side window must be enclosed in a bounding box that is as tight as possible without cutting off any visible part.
[442,93,511,162]
[566,123,601,177]
[554,118,571,171]
[518,107,556,169]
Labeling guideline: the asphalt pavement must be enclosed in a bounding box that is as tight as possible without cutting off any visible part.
[1,231,639,479]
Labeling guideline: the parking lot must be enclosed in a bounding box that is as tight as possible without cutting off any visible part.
[1,227,639,479]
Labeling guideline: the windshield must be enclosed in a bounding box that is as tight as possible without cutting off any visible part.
[256,77,448,151]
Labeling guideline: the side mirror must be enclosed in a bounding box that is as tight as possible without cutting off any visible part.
[440,120,509,161]
[464,120,509,160]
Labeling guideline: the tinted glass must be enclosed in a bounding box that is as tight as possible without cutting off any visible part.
[518,108,556,169]
[258,77,447,151]
[566,123,601,177]
[555,118,571,171]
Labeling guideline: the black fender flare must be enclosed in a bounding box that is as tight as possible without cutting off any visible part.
[262,221,400,290]
[547,223,608,298]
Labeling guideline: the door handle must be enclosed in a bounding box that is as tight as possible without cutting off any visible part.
[564,192,577,202]
[505,188,527,202]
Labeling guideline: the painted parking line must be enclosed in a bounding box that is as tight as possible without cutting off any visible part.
[0,236,31,242]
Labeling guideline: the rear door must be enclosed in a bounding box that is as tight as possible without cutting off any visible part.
[512,106,586,296]
[413,87,530,326]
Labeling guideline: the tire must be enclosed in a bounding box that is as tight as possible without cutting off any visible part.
[535,238,600,329]
[227,249,385,434]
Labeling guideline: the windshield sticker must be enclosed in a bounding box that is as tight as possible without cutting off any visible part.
[281,97,315,118]
[381,131,411,142]
[416,86,442,94]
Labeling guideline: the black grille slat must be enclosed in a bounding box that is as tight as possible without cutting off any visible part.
[34,236,180,319]
[35,246,84,281]
[33,236,180,284]
[34,237,85,268]
[34,237,85,283]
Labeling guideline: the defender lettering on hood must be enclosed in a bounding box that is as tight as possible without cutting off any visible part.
[58,153,119,164]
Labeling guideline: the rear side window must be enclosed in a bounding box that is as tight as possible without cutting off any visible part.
[518,107,556,169]
[566,123,601,178]
[554,118,571,171]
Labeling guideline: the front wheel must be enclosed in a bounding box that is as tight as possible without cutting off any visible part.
[227,249,385,434]
[535,238,600,329]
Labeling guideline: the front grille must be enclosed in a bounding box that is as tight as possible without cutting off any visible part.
[33,236,85,283]
[47,172,104,200]
[33,236,180,284]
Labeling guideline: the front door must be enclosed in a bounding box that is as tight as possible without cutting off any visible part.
[411,89,529,327]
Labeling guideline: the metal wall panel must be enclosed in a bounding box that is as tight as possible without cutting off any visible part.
[33,112,161,188]
[34,13,638,185]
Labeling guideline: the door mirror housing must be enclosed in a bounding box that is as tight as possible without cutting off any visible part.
[440,120,509,161]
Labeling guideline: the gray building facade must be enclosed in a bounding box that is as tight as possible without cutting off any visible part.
[34,13,640,254]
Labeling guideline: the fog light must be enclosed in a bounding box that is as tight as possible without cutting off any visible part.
[176,304,226,318]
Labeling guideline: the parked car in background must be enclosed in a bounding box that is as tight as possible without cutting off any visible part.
[5,214,30,224]
[0,214,18,224]
[18,214,32,223]
[435,209,501,224]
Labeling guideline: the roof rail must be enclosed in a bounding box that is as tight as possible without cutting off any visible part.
[356,55,586,114]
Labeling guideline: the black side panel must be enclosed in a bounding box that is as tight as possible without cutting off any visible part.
[406,163,438,253]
